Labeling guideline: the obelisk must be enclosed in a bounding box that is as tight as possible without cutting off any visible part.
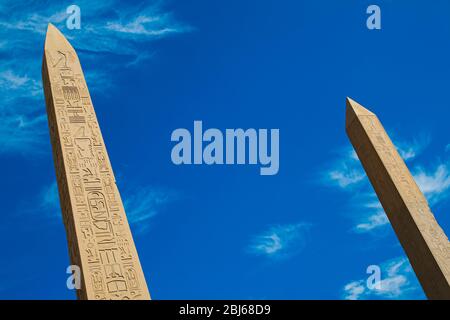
[42,24,150,300]
[346,97,450,299]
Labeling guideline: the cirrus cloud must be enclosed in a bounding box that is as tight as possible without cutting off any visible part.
[321,136,449,235]
[247,223,312,260]
[342,257,424,300]
[0,0,190,155]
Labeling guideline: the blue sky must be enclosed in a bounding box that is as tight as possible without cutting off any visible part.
[1,0,450,299]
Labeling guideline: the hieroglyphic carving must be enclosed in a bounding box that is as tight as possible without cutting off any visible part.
[42,23,150,300]
[346,97,450,299]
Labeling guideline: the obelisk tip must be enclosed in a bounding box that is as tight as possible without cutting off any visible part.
[44,23,74,51]
[346,97,375,116]
[346,97,376,128]
[47,22,56,30]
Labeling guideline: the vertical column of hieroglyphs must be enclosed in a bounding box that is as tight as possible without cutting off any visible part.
[42,24,150,300]
[346,97,450,299]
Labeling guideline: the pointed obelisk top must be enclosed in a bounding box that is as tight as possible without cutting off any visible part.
[44,23,75,52]
[346,97,376,129]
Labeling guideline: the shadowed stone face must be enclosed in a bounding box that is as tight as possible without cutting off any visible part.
[346,97,450,300]
[42,23,150,300]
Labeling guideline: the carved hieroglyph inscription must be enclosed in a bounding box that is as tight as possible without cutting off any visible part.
[346,97,450,299]
[42,23,150,300]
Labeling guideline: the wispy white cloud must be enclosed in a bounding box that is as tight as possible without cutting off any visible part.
[125,52,155,68]
[324,137,427,191]
[0,70,31,89]
[395,135,430,161]
[322,137,449,234]
[322,147,387,234]
[105,14,186,37]
[247,223,311,259]
[0,69,43,105]
[0,0,190,155]
[342,257,423,300]
[0,114,48,154]
[325,150,365,188]
[413,164,450,205]
[124,186,178,234]
[39,181,61,219]
[354,210,389,233]
[348,191,390,234]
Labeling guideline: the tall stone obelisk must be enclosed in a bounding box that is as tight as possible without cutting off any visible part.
[42,24,150,300]
[346,97,450,299]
